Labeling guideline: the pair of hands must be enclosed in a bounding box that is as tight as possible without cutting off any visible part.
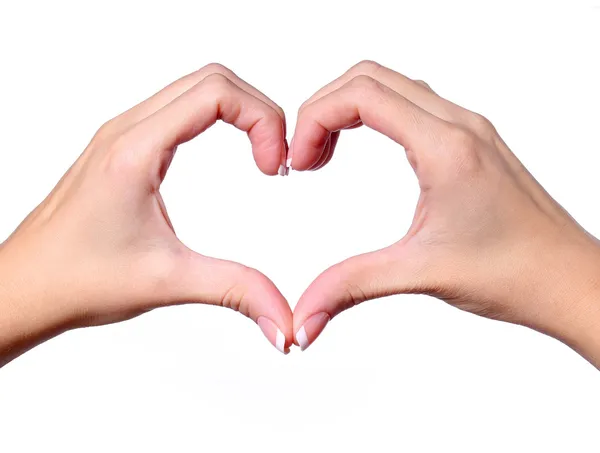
[1,61,600,367]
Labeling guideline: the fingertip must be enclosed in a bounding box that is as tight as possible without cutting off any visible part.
[308,135,333,171]
[288,141,326,171]
[316,131,341,170]
[257,316,291,354]
[288,122,330,171]
[294,312,331,351]
[196,256,294,350]
[253,140,285,176]
[248,281,293,353]
[248,116,287,176]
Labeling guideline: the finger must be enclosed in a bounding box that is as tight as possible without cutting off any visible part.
[307,135,331,171]
[315,131,340,170]
[290,75,450,173]
[163,251,293,354]
[293,242,429,351]
[299,61,460,123]
[111,63,286,136]
[99,64,288,175]
[122,73,286,177]
[309,131,340,171]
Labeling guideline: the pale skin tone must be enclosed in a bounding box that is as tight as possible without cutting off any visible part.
[0,64,295,366]
[1,61,599,369]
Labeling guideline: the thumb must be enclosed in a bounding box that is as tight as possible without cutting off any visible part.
[164,250,293,354]
[293,241,430,351]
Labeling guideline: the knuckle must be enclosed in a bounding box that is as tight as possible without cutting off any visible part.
[202,72,231,89]
[323,261,369,314]
[350,59,382,76]
[347,74,381,94]
[201,63,284,120]
[469,112,495,136]
[102,134,140,177]
[260,106,282,127]
[414,79,432,91]
[202,62,231,76]
[298,99,311,115]
[200,72,233,99]
[444,126,481,174]
[274,105,286,121]
[266,102,285,121]
[92,118,118,144]
[268,105,284,123]
[220,282,244,314]
[344,281,368,309]
[221,265,265,318]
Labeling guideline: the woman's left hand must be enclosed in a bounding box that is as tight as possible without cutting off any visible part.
[0,63,293,367]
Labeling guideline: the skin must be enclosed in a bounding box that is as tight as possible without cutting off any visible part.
[1,61,599,369]
[290,61,600,368]
[0,64,294,367]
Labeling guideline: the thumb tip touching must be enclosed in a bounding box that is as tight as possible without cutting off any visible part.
[288,247,407,352]
[257,310,331,354]
[183,249,401,355]
[294,311,331,351]
[174,252,295,354]
[257,316,291,354]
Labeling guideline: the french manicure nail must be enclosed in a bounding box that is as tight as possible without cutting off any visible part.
[296,312,330,351]
[278,139,289,177]
[257,316,289,354]
[287,137,295,170]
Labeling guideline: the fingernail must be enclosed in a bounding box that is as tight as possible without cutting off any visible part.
[257,316,289,354]
[296,312,330,351]
[287,137,295,170]
[278,139,289,177]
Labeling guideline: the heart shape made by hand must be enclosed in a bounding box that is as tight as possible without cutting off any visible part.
[3,61,598,368]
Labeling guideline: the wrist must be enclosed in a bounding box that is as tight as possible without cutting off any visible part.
[548,283,600,368]
[526,236,600,368]
[0,243,71,367]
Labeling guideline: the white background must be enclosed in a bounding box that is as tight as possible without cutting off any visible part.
[1,1,599,451]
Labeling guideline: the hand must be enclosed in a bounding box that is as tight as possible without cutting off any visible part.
[0,63,293,367]
[290,61,600,367]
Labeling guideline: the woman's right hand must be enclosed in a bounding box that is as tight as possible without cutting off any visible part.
[290,61,600,367]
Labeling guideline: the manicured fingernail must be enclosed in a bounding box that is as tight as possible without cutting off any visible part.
[277,139,289,177]
[287,137,295,169]
[257,316,289,354]
[296,312,330,351]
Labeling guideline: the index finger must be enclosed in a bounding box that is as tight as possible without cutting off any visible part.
[111,63,286,137]
[122,73,287,177]
[290,75,450,174]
